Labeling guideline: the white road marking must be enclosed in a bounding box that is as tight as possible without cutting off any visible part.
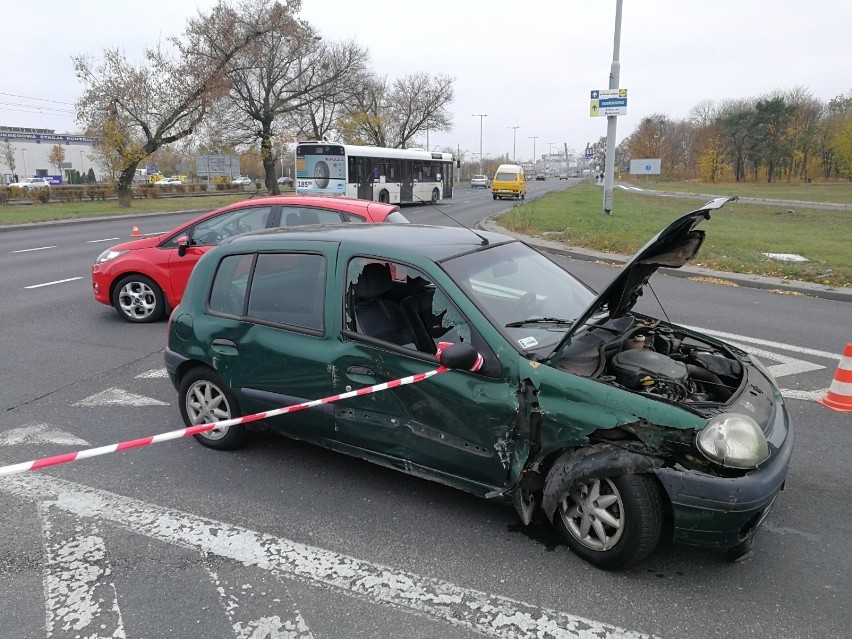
[39,502,127,638]
[12,245,57,253]
[72,388,168,407]
[205,560,315,639]
[2,474,656,639]
[24,277,84,289]
[142,231,164,236]
[780,388,829,401]
[86,237,121,243]
[136,368,168,379]
[0,424,89,447]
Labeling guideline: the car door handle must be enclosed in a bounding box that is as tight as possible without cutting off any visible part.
[347,365,375,376]
[211,338,238,355]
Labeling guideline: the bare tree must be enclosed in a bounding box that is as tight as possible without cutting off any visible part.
[339,72,454,149]
[73,0,291,207]
[219,2,370,194]
[0,140,16,177]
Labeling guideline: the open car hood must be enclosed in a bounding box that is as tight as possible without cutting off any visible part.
[551,196,736,356]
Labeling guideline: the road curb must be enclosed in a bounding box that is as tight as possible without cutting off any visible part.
[477,218,852,304]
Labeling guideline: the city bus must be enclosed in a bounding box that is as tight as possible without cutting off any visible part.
[295,142,454,204]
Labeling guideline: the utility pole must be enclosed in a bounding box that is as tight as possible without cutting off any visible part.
[507,126,520,163]
[472,114,487,174]
[603,0,623,214]
[528,136,538,172]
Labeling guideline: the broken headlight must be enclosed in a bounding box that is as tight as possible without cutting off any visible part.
[695,413,769,469]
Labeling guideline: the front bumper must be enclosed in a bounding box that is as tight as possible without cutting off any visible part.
[655,402,794,548]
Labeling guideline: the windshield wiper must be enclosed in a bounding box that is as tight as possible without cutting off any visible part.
[505,317,574,328]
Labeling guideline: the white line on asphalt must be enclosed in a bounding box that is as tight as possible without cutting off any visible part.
[39,502,127,638]
[24,277,84,289]
[72,388,168,407]
[12,245,57,253]
[780,388,829,401]
[87,237,121,243]
[136,368,169,379]
[143,231,164,236]
[2,474,656,639]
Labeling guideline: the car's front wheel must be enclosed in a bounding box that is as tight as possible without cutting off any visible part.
[178,367,248,450]
[112,274,165,323]
[431,188,440,204]
[550,472,663,570]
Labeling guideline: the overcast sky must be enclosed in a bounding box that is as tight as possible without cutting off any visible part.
[2,0,849,162]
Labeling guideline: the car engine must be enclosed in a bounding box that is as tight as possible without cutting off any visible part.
[557,317,744,405]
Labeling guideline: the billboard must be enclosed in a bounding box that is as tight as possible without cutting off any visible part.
[196,154,240,177]
[629,159,661,175]
[295,151,346,195]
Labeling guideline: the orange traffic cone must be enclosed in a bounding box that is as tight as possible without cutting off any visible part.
[131,224,141,237]
[816,343,852,412]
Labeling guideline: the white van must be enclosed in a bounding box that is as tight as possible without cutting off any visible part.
[491,164,526,200]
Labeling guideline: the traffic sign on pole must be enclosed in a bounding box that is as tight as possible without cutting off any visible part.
[590,88,628,117]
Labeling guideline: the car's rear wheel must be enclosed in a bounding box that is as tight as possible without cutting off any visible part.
[112,274,165,323]
[550,472,663,570]
[492,194,497,200]
[179,367,248,450]
[431,188,440,204]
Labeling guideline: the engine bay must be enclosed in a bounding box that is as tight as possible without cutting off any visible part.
[556,315,744,405]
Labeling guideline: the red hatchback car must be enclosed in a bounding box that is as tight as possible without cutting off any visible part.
[92,195,408,323]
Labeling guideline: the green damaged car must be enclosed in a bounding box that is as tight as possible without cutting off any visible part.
[165,197,792,569]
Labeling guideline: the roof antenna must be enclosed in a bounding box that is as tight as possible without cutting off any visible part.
[411,190,489,245]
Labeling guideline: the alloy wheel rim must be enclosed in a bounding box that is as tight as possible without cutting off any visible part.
[559,478,625,551]
[185,380,232,440]
[118,281,157,319]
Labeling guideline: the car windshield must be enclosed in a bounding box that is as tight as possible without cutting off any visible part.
[442,242,596,356]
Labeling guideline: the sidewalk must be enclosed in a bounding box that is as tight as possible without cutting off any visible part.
[478,218,852,304]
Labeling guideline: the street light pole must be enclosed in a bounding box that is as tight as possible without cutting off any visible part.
[472,114,487,174]
[507,126,519,163]
[603,0,623,214]
[547,142,555,174]
[528,136,538,172]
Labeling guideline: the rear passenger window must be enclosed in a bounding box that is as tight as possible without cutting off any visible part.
[209,254,255,315]
[280,207,345,226]
[246,253,326,331]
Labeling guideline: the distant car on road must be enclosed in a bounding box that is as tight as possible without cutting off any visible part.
[535,174,546,181]
[155,177,183,187]
[559,173,568,180]
[277,176,294,186]
[470,175,490,189]
[10,177,51,190]
[231,176,253,186]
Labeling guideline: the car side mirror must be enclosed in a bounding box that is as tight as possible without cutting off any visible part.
[176,235,190,257]
[436,342,482,372]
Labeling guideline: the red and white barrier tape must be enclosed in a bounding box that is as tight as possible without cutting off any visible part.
[0,352,481,478]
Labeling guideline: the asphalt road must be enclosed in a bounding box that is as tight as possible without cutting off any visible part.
[0,181,849,639]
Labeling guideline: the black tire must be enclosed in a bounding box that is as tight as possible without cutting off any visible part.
[112,274,165,323]
[178,367,248,450]
[550,472,663,570]
[379,190,389,203]
[492,194,498,200]
[521,192,526,200]
[431,188,440,204]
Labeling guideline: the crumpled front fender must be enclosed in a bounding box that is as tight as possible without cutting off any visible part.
[541,444,663,522]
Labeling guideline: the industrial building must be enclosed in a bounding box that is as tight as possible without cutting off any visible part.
[1,125,98,184]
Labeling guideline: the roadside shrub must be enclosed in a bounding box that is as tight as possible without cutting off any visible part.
[199,183,208,192]
[33,189,50,204]
[0,187,9,204]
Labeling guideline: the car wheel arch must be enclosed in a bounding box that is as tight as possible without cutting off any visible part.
[540,443,664,523]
